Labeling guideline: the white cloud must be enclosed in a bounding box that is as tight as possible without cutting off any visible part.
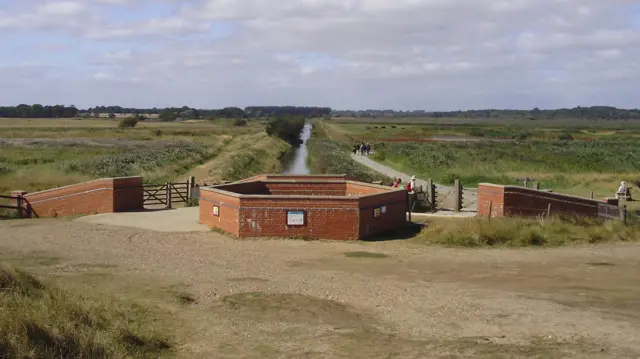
[0,0,638,109]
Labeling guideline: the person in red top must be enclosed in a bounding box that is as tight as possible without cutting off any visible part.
[392,177,402,188]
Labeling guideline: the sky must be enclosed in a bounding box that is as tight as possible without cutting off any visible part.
[0,0,639,110]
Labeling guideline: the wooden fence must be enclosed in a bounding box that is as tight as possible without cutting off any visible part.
[0,194,29,218]
[140,177,195,208]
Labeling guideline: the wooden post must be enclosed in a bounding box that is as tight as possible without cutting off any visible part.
[454,179,461,212]
[426,179,435,208]
[488,201,492,219]
[523,179,527,188]
[188,176,195,199]
[407,192,412,222]
[620,205,627,225]
[535,182,540,190]
[546,203,551,218]
[16,195,23,219]
[590,191,594,199]
[166,182,172,209]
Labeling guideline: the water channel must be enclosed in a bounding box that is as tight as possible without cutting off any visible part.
[282,123,312,175]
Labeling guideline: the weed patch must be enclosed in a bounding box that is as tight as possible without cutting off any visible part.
[418,216,640,247]
[0,264,173,359]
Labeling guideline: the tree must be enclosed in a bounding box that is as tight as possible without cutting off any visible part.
[118,117,138,128]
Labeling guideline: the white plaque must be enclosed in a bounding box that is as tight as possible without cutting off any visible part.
[381,205,387,213]
[287,211,305,226]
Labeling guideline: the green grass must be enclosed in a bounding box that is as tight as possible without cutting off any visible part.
[307,122,391,183]
[0,263,173,359]
[0,119,287,194]
[371,139,640,189]
[416,216,640,247]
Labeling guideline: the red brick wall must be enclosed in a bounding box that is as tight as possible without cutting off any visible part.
[358,189,407,239]
[238,197,360,240]
[477,184,505,217]
[112,177,144,212]
[264,181,346,196]
[199,188,241,236]
[199,178,408,240]
[478,183,600,218]
[21,176,143,218]
[214,181,269,195]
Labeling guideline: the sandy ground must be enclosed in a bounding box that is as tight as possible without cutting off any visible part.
[1,218,639,358]
[76,207,207,232]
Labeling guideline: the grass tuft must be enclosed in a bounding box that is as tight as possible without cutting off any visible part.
[344,251,390,259]
[0,264,173,359]
[418,216,640,247]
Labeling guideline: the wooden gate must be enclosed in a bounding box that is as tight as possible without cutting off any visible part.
[142,179,193,209]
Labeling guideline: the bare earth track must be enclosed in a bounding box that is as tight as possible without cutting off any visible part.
[1,219,640,358]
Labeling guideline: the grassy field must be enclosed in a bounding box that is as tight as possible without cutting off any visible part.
[324,120,640,205]
[0,118,289,195]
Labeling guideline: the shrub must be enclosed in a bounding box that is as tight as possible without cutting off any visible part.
[233,118,248,127]
[0,164,13,175]
[118,117,138,128]
[558,132,574,141]
[58,141,208,178]
[154,129,163,137]
[265,115,305,145]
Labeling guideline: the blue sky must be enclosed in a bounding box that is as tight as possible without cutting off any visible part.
[0,0,638,110]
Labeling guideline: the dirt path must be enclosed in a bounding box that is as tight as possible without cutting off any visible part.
[1,219,639,358]
[351,153,478,211]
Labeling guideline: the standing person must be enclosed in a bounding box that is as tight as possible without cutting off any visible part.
[406,175,417,194]
[392,177,402,188]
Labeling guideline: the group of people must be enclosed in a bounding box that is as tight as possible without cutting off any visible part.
[391,175,417,194]
[353,142,371,156]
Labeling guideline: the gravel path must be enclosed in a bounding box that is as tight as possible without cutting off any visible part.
[1,219,639,358]
[351,153,478,211]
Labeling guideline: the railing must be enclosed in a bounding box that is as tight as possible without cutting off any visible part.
[0,194,30,218]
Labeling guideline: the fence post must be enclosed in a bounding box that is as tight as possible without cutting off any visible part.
[620,205,627,225]
[16,195,23,219]
[535,183,540,190]
[188,176,195,199]
[166,182,172,209]
[407,192,412,222]
[488,200,492,219]
[590,191,594,199]
[453,179,462,212]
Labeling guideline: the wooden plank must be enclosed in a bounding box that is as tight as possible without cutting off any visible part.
[0,205,18,209]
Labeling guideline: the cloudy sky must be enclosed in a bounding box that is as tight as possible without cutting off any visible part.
[0,0,639,110]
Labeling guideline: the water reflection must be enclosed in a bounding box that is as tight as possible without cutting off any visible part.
[283,124,312,175]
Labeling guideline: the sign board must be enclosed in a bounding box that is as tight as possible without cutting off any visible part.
[212,205,219,217]
[287,210,305,226]
[381,205,387,214]
[373,208,381,218]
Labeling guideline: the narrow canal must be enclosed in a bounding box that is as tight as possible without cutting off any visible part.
[282,123,312,175]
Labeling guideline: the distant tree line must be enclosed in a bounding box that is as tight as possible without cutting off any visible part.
[332,106,640,120]
[245,106,331,117]
[0,104,79,118]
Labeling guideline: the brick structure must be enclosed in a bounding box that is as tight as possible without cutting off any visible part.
[477,183,602,218]
[199,175,407,240]
[14,176,144,218]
